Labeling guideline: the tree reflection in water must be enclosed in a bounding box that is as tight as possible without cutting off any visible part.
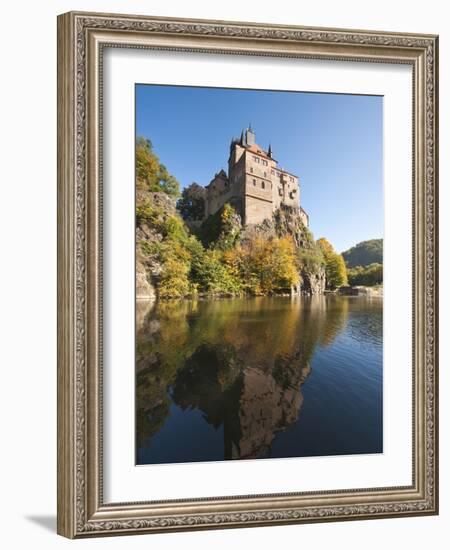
[136,296,360,462]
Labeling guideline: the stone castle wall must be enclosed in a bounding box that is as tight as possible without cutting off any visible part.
[204,129,306,227]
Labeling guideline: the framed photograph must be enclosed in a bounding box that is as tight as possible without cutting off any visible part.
[57,11,439,538]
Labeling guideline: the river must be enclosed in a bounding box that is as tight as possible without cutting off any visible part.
[136,295,382,465]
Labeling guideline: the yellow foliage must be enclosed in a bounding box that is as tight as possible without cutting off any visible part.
[317,237,347,289]
[157,240,191,298]
[229,234,299,295]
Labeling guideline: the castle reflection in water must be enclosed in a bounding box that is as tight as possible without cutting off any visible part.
[136,296,382,464]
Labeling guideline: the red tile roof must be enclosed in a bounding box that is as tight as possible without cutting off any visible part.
[246,144,271,159]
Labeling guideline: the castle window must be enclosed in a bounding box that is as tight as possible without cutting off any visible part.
[261,181,265,189]
[263,171,267,177]
[253,178,256,186]
[250,167,253,173]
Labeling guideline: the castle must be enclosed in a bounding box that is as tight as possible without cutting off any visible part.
[204,126,309,227]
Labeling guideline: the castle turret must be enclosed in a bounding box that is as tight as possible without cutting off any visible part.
[244,125,256,146]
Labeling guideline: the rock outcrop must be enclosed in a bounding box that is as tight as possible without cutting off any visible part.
[137,190,325,298]
[301,269,326,295]
[136,191,177,300]
[136,259,156,300]
[241,205,326,295]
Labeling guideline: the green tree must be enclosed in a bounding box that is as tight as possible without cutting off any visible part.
[191,249,241,295]
[136,137,180,197]
[347,263,383,286]
[317,237,348,290]
[199,203,241,250]
[177,182,206,221]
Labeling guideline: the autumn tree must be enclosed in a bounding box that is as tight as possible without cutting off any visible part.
[136,137,180,197]
[317,237,348,290]
[231,235,300,295]
[157,242,191,298]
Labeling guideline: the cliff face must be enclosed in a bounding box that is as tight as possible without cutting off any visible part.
[300,270,326,295]
[136,191,177,300]
[274,206,326,295]
[136,260,156,300]
[241,205,326,295]
[136,192,325,299]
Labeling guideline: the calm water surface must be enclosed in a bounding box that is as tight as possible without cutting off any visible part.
[136,296,382,465]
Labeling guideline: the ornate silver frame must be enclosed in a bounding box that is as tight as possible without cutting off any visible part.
[57,11,439,538]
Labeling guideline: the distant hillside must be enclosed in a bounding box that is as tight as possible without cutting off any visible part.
[342,239,383,268]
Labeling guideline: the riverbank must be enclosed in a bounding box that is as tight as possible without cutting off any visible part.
[338,285,383,297]
[137,287,383,304]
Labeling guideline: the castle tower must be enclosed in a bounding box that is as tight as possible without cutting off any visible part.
[205,127,306,227]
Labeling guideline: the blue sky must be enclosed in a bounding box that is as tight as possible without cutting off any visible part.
[136,84,383,253]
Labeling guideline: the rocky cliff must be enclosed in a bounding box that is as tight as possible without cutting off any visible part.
[241,205,326,295]
[136,191,177,300]
[137,191,325,299]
